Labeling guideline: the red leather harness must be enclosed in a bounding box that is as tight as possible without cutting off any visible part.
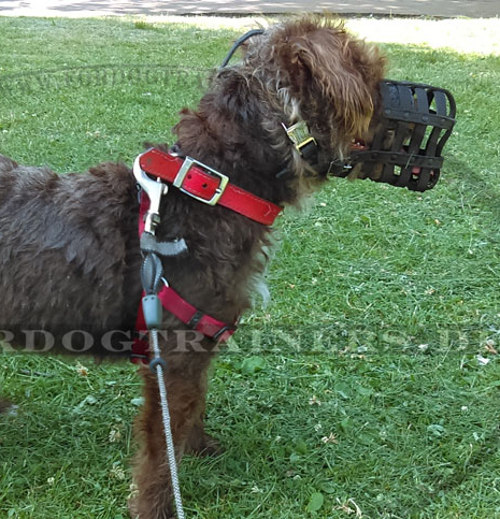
[131,149,282,364]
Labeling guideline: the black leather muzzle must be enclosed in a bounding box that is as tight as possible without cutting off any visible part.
[330,80,457,192]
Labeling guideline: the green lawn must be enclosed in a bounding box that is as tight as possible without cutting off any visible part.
[0,15,499,519]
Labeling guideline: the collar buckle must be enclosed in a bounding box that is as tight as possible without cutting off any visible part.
[173,156,229,206]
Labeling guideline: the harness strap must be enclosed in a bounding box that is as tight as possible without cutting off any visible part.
[131,192,237,365]
[131,288,236,364]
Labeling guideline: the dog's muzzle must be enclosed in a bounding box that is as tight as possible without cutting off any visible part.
[330,80,457,192]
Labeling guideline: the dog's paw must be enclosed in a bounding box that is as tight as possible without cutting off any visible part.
[186,430,224,457]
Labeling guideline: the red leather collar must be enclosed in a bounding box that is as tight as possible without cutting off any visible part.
[139,148,282,226]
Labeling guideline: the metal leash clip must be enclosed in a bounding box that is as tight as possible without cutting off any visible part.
[133,153,169,234]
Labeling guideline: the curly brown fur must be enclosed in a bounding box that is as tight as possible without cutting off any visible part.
[0,17,384,518]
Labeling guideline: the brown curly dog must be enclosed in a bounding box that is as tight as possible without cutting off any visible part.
[0,16,385,518]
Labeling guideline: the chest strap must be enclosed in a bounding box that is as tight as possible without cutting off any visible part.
[131,193,237,365]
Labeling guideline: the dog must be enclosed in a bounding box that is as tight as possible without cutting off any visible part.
[0,17,385,518]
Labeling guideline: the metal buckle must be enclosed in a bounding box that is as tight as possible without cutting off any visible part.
[282,120,316,152]
[173,156,229,206]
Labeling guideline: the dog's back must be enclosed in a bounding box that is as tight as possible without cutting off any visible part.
[0,156,141,355]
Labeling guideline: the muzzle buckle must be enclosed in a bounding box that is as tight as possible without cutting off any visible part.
[283,121,317,153]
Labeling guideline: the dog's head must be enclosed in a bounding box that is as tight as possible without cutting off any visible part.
[240,17,386,180]
[174,17,386,206]
[229,20,455,194]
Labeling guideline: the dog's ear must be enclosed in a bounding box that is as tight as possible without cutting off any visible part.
[279,24,384,137]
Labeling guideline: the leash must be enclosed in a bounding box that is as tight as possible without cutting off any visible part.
[141,251,186,519]
[151,327,184,519]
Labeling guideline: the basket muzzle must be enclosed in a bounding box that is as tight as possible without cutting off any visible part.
[331,80,457,192]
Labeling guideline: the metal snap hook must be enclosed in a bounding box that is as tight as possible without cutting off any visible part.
[133,152,169,234]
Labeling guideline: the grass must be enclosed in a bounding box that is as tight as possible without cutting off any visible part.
[0,15,499,519]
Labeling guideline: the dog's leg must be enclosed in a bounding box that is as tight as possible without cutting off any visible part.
[131,355,211,519]
[185,404,223,457]
[183,368,223,457]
